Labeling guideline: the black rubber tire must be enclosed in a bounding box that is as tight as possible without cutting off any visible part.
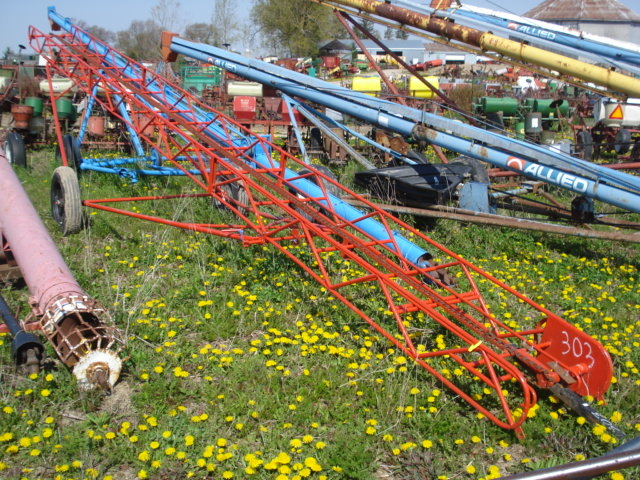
[55,135,83,172]
[228,181,249,216]
[614,128,632,155]
[576,130,593,161]
[214,176,249,216]
[4,132,27,167]
[51,166,83,236]
[631,140,640,161]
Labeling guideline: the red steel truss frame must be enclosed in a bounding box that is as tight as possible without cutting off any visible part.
[28,20,613,438]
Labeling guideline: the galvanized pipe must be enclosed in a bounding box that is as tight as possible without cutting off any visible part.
[502,445,640,480]
[0,154,123,390]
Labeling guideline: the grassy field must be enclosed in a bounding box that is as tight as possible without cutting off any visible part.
[1,147,640,480]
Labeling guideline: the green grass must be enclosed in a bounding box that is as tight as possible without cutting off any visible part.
[1,148,639,480]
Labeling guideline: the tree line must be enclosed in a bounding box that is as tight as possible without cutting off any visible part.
[113,0,355,59]
[4,0,409,62]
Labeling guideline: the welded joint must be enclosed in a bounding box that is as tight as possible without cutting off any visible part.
[28,295,43,317]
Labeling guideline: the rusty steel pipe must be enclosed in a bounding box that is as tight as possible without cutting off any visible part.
[336,11,406,104]
[335,10,456,164]
[343,198,640,244]
[312,0,640,97]
[0,155,123,390]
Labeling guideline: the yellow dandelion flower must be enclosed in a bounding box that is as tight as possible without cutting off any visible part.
[19,437,32,448]
[276,452,291,464]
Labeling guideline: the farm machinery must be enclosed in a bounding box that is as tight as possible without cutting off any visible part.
[473,95,571,143]
[431,0,640,77]
[21,6,638,442]
[577,97,640,161]
[313,0,640,98]
[166,33,640,242]
[0,151,124,390]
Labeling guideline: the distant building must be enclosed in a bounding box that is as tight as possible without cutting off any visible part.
[319,40,354,58]
[525,0,640,45]
[355,39,482,65]
[422,42,487,65]
[355,39,427,64]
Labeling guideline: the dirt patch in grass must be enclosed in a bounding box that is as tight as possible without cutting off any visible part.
[100,380,136,420]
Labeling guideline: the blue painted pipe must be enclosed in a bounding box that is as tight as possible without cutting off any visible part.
[168,38,640,213]
[445,6,640,68]
[170,35,640,194]
[46,7,433,266]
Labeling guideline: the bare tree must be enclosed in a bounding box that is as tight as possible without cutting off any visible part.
[151,0,183,32]
[117,19,163,60]
[384,27,395,40]
[212,0,240,48]
[184,22,218,45]
[77,21,116,44]
[354,19,376,39]
[3,47,14,61]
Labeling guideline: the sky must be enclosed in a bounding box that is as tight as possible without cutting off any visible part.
[3,0,640,57]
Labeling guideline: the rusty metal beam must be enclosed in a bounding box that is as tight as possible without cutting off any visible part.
[335,11,406,105]
[343,197,640,244]
[334,10,451,163]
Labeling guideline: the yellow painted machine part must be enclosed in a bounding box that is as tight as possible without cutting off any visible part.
[481,33,640,98]
[313,0,640,98]
[409,76,439,98]
[352,76,382,95]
